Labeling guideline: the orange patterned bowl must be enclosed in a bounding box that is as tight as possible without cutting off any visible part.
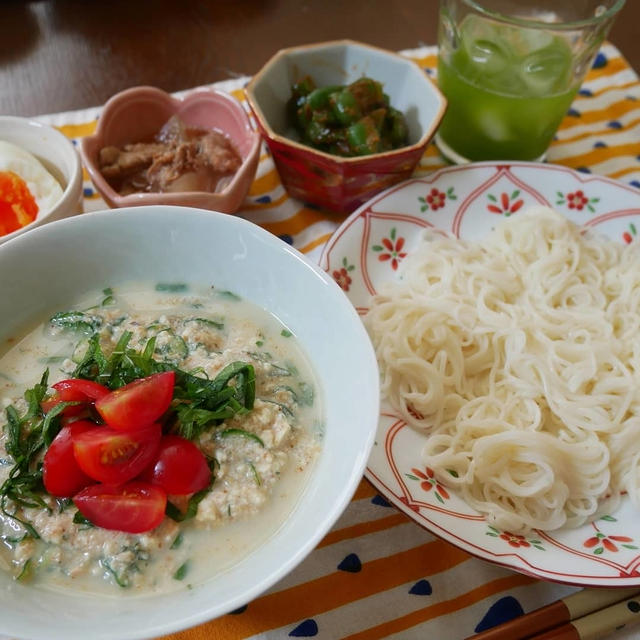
[245,40,446,214]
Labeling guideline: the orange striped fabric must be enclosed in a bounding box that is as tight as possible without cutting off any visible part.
[34,42,640,640]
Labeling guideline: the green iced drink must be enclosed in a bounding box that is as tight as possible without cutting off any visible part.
[437,15,579,161]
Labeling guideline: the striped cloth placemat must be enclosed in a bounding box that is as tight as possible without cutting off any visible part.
[23,43,640,640]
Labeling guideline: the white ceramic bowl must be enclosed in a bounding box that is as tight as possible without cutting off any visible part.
[0,206,379,640]
[0,116,83,244]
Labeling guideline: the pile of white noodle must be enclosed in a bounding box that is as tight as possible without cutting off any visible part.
[365,207,640,532]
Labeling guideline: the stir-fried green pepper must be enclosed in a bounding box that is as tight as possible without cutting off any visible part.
[287,75,409,157]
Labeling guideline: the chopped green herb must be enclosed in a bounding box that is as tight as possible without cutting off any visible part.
[248,350,272,363]
[71,337,91,364]
[187,366,208,378]
[56,497,73,513]
[73,511,95,527]
[215,290,240,301]
[248,462,261,486]
[284,361,299,376]
[280,329,293,338]
[170,532,184,550]
[260,399,294,418]
[101,287,115,306]
[219,428,264,447]
[274,382,314,408]
[185,317,225,330]
[49,311,102,335]
[42,401,77,448]
[173,362,255,440]
[248,351,292,376]
[173,561,189,581]
[2,533,27,546]
[155,333,188,362]
[166,487,211,522]
[268,362,294,377]
[298,381,314,406]
[155,283,188,293]
[101,558,130,588]
[0,370,56,538]
[15,559,33,582]
[147,322,171,332]
[255,340,264,347]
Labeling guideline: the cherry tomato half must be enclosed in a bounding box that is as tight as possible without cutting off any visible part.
[41,378,109,416]
[73,482,167,533]
[43,420,96,497]
[95,371,175,431]
[53,379,110,401]
[143,435,211,495]
[72,423,161,484]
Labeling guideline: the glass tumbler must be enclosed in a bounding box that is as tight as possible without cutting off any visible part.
[435,0,626,163]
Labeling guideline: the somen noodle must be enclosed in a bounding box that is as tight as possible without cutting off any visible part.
[365,207,640,531]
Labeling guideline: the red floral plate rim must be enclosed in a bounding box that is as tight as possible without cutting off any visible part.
[320,161,640,587]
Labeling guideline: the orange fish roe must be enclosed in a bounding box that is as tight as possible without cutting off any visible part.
[0,170,39,236]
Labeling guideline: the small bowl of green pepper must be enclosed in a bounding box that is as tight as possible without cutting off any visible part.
[245,40,447,213]
[287,75,410,157]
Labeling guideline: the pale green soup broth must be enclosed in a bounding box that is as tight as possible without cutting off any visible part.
[0,283,322,595]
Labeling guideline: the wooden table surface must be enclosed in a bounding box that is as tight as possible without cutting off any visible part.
[2,0,639,118]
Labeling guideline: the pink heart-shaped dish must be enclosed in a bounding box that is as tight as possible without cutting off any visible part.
[81,86,261,214]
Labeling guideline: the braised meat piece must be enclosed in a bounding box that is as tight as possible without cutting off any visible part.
[98,115,242,195]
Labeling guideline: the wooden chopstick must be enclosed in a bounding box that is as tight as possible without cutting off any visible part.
[528,591,640,640]
[465,587,640,640]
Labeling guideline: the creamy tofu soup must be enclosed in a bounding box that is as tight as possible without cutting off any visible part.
[0,283,322,593]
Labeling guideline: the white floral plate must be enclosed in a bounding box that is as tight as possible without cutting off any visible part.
[319,161,640,587]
